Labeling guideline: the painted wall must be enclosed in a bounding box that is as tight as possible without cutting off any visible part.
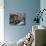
[40,0,46,44]
[40,0,46,27]
[4,0,40,42]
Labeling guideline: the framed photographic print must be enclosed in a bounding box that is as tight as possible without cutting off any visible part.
[9,12,25,25]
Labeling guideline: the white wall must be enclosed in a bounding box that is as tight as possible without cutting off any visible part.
[40,0,46,45]
[40,0,46,27]
[0,0,4,42]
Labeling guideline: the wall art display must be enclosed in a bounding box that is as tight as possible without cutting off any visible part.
[9,12,25,25]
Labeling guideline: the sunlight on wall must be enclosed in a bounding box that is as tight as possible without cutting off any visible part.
[0,8,4,42]
[0,0,4,42]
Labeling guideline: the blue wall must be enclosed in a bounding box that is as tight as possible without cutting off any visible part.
[40,0,46,27]
[4,0,40,42]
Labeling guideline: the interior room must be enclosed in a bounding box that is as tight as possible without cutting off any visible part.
[0,0,46,46]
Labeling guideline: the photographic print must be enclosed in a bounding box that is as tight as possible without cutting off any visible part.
[9,12,25,25]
